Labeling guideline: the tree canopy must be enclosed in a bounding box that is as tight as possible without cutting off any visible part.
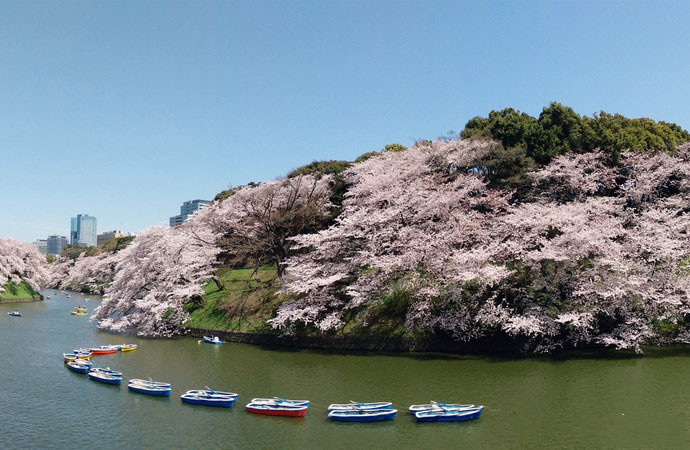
[461,102,690,164]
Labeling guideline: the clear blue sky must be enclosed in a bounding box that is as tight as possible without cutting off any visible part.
[2,0,689,242]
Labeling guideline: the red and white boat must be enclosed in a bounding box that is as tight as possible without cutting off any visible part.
[90,345,119,355]
[246,402,308,417]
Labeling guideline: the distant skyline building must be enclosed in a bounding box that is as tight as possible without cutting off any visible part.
[33,239,48,254]
[47,235,68,254]
[70,214,97,247]
[97,230,128,246]
[169,199,211,226]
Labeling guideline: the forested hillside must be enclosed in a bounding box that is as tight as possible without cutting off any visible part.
[48,104,690,353]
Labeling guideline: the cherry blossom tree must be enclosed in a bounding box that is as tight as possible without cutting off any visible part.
[272,139,690,353]
[0,238,48,293]
[92,173,333,336]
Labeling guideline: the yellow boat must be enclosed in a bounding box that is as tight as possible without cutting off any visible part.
[74,306,87,312]
[70,311,88,316]
[119,344,137,352]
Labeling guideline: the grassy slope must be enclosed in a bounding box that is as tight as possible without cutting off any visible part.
[0,281,40,300]
[184,266,412,338]
[184,266,289,332]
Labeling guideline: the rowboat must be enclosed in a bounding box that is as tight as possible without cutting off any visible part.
[74,306,87,312]
[415,406,484,422]
[119,344,138,352]
[328,409,398,422]
[70,311,87,316]
[88,368,123,385]
[7,311,21,317]
[90,345,119,355]
[181,389,238,407]
[128,379,172,397]
[251,397,310,407]
[408,402,476,413]
[199,336,223,345]
[246,402,308,417]
[328,401,392,411]
[63,353,78,363]
[67,359,92,374]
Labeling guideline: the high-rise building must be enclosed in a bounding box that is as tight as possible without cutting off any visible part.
[70,214,97,247]
[33,239,48,254]
[47,235,68,254]
[169,199,211,226]
[97,230,128,246]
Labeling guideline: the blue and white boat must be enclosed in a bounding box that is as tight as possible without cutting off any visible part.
[250,397,309,407]
[88,368,123,385]
[128,379,172,397]
[328,409,397,422]
[408,402,476,414]
[7,310,21,317]
[181,389,237,407]
[199,336,224,345]
[328,401,392,411]
[415,406,484,422]
[66,359,92,374]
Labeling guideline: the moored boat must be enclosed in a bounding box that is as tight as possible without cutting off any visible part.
[328,401,392,411]
[128,379,172,397]
[119,344,138,352]
[8,311,21,317]
[251,397,310,407]
[90,345,119,355]
[328,409,397,422]
[64,351,92,362]
[181,389,238,407]
[88,368,123,385]
[67,359,92,374]
[408,402,476,414]
[245,402,308,417]
[199,336,223,345]
[415,406,484,423]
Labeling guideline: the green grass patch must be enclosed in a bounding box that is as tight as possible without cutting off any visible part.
[184,266,290,333]
[0,281,41,300]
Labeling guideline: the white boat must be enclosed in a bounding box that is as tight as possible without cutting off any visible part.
[328,401,392,411]
[408,402,476,413]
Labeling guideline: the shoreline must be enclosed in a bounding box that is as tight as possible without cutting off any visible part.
[182,327,604,356]
[0,296,43,304]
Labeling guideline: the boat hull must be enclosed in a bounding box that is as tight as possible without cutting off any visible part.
[250,398,310,407]
[89,373,122,385]
[246,406,307,417]
[128,385,171,397]
[329,410,397,422]
[90,349,118,355]
[181,396,236,407]
[67,363,91,374]
[415,407,483,422]
[328,402,392,411]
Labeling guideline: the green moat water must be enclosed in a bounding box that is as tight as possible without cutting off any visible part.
[1,291,689,449]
